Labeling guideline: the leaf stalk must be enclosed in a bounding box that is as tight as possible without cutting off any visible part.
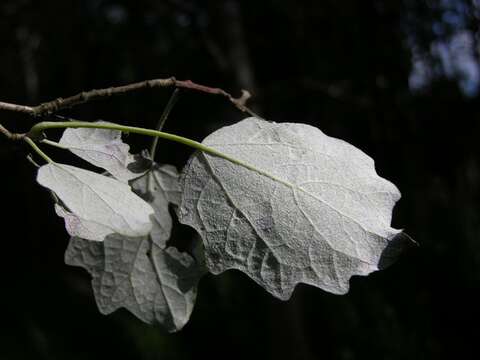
[28,120,273,180]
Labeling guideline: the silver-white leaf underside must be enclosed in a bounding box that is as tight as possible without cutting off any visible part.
[178,117,412,300]
[65,234,202,332]
[59,122,145,182]
[37,163,154,240]
[131,164,182,247]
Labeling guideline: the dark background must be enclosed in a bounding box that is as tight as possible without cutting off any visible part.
[1,1,479,359]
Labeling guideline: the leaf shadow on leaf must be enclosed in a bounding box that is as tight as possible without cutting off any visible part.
[127,152,153,174]
[158,246,204,294]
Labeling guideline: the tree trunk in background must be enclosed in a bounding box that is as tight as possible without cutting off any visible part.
[222,0,258,98]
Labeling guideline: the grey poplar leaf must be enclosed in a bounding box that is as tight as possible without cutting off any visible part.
[65,234,201,332]
[37,163,154,240]
[59,122,146,182]
[131,164,182,247]
[54,204,113,241]
[178,117,413,300]
[65,164,205,331]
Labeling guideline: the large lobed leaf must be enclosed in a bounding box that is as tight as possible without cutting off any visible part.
[178,117,413,300]
[65,164,205,332]
[65,234,202,332]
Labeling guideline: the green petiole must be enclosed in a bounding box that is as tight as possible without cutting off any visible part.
[29,120,254,171]
[29,120,289,186]
[24,137,53,163]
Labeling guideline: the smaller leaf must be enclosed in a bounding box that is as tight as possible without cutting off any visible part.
[131,164,182,247]
[37,163,154,240]
[65,234,104,275]
[59,122,145,182]
[65,234,203,332]
[54,204,112,242]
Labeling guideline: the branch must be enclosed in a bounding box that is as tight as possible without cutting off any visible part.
[0,123,53,163]
[175,79,254,114]
[0,77,257,117]
[0,102,34,114]
[0,123,25,140]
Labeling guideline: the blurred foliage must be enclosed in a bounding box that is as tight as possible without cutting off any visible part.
[0,0,479,359]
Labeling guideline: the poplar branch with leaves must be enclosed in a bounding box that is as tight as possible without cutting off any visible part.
[0,78,414,332]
